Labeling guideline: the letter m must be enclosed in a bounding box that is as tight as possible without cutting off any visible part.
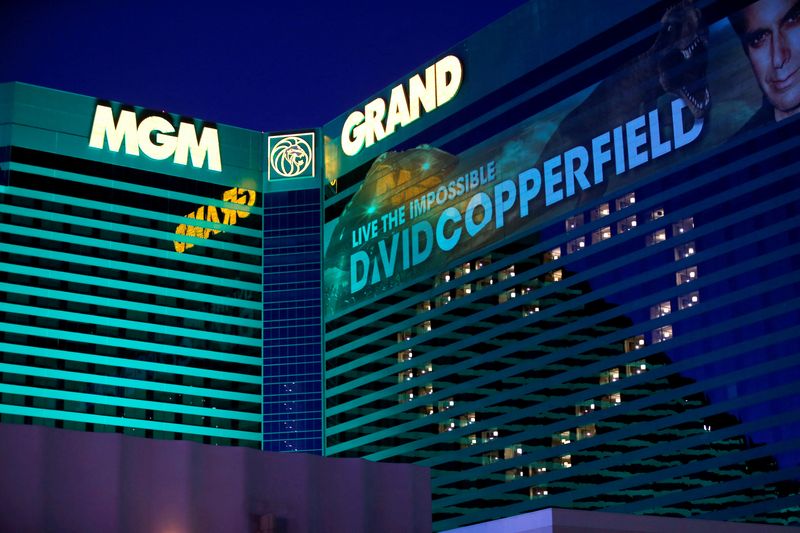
[174,123,222,172]
[88,105,139,155]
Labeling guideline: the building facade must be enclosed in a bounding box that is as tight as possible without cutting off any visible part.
[0,83,323,452]
[322,0,800,530]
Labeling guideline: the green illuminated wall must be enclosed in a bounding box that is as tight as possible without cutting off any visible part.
[0,82,264,447]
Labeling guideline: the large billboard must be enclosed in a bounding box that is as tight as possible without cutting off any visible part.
[324,1,794,319]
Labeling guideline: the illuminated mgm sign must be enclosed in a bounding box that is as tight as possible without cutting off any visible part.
[89,104,222,171]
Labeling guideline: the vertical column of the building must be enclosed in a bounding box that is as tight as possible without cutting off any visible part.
[262,131,324,454]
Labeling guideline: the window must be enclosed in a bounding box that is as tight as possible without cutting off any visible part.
[602,392,622,406]
[547,269,563,282]
[678,291,700,310]
[576,424,595,440]
[650,301,671,319]
[599,368,620,385]
[475,256,491,270]
[522,303,540,317]
[591,203,610,220]
[617,215,637,233]
[565,214,584,231]
[545,247,562,262]
[673,217,694,234]
[575,401,595,416]
[439,398,455,411]
[462,435,478,448]
[499,288,517,303]
[616,192,636,210]
[499,265,516,281]
[652,325,673,343]
[554,430,571,446]
[674,242,696,261]
[624,335,645,352]
[592,226,611,244]
[439,420,456,433]
[676,266,698,285]
[567,236,586,254]
[435,292,452,307]
[626,360,648,376]
[482,429,500,442]
[398,369,414,383]
[650,207,665,220]
[646,229,667,246]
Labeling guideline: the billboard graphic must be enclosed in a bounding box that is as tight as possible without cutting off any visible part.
[324,1,788,319]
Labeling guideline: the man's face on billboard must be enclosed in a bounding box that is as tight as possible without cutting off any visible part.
[740,0,800,120]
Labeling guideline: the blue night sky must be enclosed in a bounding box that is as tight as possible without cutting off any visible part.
[1,0,526,132]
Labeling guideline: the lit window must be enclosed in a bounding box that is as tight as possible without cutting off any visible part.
[650,301,671,319]
[591,203,610,221]
[547,269,563,282]
[499,289,517,303]
[545,247,562,262]
[592,226,612,244]
[475,256,491,270]
[617,215,637,233]
[575,401,596,416]
[676,266,698,285]
[599,368,620,384]
[577,424,595,440]
[554,430,571,446]
[674,242,696,261]
[626,360,648,376]
[436,292,451,307]
[561,454,573,467]
[624,335,645,352]
[646,229,667,246]
[565,214,584,231]
[602,392,622,406]
[616,192,636,210]
[522,303,541,317]
[678,291,700,310]
[652,325,673,343]
[397,349,413,362]
[530,487,549,498]
[567,236,586,254]
[482,429,500,442]
[460,412,476,426]
[650,207,665,220]
[673,217,694,235]
[499,265,516,281]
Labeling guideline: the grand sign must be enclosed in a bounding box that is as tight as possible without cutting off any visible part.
[341,55,463,157]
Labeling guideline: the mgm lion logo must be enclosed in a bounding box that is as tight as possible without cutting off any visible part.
[268,133,315,179]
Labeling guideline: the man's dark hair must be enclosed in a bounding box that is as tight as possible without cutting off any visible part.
[728,8,748,46]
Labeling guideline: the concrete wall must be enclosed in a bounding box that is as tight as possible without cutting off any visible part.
[0,423,430,533]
